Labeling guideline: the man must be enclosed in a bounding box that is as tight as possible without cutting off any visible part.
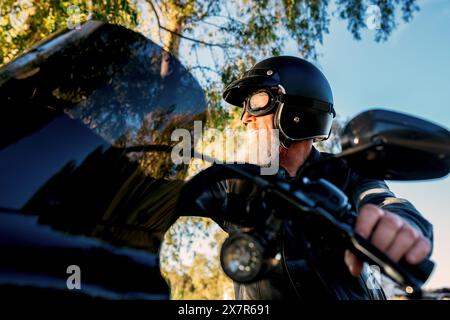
[218,56,433,300]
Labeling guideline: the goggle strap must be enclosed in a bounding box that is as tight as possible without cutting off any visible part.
[283,95,335,116]
[240,107,246,123]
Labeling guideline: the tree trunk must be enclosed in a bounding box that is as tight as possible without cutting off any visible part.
[159,1,185,77]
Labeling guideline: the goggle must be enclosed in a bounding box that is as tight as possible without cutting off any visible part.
[242,87,335,119]
[243,88,283,117]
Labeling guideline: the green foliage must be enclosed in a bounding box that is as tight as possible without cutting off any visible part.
[160,216,234,299]
[178,0,420,97]
[0,0,421,111]
[336,0,419,41]
[0,0,138,65]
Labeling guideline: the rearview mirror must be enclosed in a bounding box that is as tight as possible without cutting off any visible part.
[337,109,450,180]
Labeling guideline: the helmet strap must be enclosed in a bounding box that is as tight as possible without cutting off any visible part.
[279,136,292,149]
[273,105,292,149]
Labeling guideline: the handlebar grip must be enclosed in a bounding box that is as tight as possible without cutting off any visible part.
[398,257,435,285]
[350,233,434,290]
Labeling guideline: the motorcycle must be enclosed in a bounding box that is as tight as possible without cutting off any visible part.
[0,21,448,300]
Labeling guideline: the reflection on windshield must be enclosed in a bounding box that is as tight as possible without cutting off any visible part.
[0,21,206,251]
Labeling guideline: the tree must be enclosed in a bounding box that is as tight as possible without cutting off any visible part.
[1,1,420,88]
[0,1,138,64]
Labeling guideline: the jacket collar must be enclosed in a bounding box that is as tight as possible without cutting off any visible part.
[278,145,321,181]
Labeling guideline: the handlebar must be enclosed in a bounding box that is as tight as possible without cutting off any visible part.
[176,164,435,296]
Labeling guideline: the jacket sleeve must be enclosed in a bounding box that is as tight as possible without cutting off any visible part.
[348,172,434,254]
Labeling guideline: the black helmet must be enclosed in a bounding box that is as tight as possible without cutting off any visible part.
[223,56,335,145]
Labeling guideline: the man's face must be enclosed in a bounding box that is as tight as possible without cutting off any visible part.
[238,111,279,172]
[242,111,278,152]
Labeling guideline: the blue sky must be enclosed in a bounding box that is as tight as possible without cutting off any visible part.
[284,0,450,288]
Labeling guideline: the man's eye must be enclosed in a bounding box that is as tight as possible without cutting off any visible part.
[249,92,270,110]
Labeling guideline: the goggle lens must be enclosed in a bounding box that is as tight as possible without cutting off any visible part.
[248,91,271,111]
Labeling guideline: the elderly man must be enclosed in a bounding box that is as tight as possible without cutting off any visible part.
[218,56,433,300]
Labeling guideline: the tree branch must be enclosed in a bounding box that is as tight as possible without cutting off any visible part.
[159,25,233,48]
[146,0,163,43]
[191,65,221,75]
[147,0,234,49]
[189,0,217,23]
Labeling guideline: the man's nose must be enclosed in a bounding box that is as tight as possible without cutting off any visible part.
[242,111,257,125]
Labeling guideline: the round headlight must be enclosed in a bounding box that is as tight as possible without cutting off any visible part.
[220,233,264,283]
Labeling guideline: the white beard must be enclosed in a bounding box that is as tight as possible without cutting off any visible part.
[234,129,280,173]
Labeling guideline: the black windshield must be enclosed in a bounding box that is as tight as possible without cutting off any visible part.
[0,21,206,252]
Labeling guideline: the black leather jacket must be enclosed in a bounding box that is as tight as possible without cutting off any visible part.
[196,146,433,300]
